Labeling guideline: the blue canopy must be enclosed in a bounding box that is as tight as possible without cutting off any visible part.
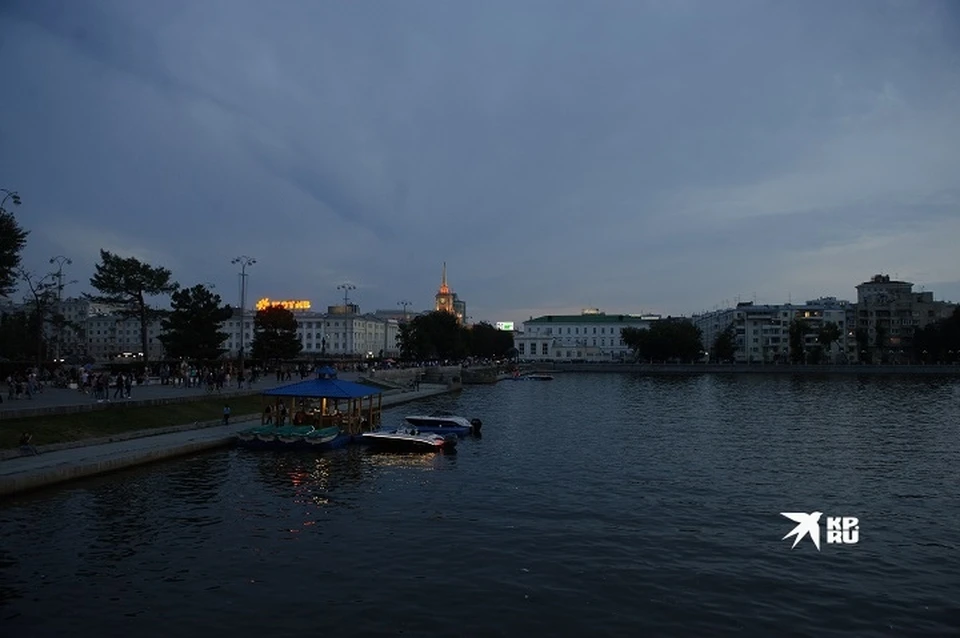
[262,377,382,399]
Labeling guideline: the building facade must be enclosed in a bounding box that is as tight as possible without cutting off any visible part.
[692,298,855,363]
[222,305,400,359]
[516,309,661,362]
[855,274,956,361]
[52,297,166,362]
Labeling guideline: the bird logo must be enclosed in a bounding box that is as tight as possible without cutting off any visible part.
[781,511,823,550]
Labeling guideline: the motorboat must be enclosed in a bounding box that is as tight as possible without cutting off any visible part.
[526,373,554,380]
[404,411,482,435]
[361,426,457,452]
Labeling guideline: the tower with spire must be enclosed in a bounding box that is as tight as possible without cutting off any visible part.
[435,262,466,324]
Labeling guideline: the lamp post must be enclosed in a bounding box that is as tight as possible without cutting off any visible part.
[397,300,411,322]
[337,283,356,359]
[49,255,74,363]
[0,188,21,213]
[231,256,256,374]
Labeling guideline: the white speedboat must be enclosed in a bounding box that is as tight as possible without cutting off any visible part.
[404,411,482,435]
[361,426,457,452]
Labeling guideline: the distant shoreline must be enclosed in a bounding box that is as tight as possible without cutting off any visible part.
[541,363,960,376]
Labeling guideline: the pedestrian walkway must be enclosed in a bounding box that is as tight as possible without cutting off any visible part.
[0,383,457,497]
[0,372,364,419]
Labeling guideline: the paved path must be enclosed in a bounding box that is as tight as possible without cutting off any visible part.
[0,383,457,497]
[0,372,365,419]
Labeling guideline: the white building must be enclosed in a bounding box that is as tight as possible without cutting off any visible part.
[516,309,660,362]
[692,298,855,363]
[222,305,400,359]
[54,297,165,362]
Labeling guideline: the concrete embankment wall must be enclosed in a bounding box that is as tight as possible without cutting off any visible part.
[0,384,460,496]
[364,365,462,386]
[542,363,960,376]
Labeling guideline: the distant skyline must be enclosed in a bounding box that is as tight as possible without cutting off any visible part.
[2,0,958,324]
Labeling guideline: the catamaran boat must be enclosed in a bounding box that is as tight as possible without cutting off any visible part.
[404,411,482,435]
[361,426,457,452]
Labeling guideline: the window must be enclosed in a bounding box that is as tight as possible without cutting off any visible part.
[593,327,597,334]
[541,343,548,355]
[519,343,525,355]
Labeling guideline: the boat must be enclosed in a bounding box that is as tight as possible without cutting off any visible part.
[526,373,554,380]
[361,426,457,452]
[404,411,483,435]
[236,424,346,450]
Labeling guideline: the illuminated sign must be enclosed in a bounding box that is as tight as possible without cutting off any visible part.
[256,298,312,311]
[495,322,515,331]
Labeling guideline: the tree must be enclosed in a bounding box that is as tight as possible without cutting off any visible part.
[711,322,737,363]
[913,307,960,363]
[467,322,514,359]
[623,319,703,363]
[251,304,302,362]
[816,321,842,364]
[788,319,809,363]
[18,268,58,365]
[0,309,37,362]
[158,284,233,361]
[0,210,29,297]
[875,320,889,363]
[88,250,179,365]
[855,327,871,364]
[396,311,468,360]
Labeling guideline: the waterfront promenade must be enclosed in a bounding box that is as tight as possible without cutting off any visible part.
[0,381,457,497]
[546,362,960,375]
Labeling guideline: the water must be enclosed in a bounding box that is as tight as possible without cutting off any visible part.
[2,374,960,636]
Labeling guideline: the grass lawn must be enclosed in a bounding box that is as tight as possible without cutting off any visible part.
[0,394,266,450]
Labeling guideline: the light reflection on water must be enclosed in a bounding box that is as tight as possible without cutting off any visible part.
[2,374,960,636]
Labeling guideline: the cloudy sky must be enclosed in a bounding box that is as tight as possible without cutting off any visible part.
[2,0,958,324]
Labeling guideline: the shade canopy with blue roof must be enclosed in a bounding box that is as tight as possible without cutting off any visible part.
[260,374,383,433]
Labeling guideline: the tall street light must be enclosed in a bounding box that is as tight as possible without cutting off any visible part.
[231,256,256,374]
[397,300,411,322]
[338,282,356,309]
[1,188,22,213]
[49,255,74,362]
[337,283,356,359]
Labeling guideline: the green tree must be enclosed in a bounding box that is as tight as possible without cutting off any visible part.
[251,304,302,363]
[913,307,960,363]
[816,321,842,364]
[396,311,468,360]
[711,322,737,362]
[874,320,889,363]
[467,321,514,358]
[623,319,703,362]
[88,250,179,365]
[158,284,233,361]
[18,268,58,365]
[0,210,29,297]
[855,327,871,363]
[788,319,809,363]
[0,309,36,362]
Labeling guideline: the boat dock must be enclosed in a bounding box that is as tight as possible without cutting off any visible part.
[0,383,456,498]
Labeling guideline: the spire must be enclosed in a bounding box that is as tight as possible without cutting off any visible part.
[437,262,450,295]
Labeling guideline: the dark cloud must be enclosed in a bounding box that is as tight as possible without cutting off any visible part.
[1,0,958,322]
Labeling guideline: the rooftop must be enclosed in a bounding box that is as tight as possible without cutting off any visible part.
[526,313,658,324]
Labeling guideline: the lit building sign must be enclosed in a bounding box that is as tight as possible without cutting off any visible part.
[495,322,514,331]
[256,298,312,311]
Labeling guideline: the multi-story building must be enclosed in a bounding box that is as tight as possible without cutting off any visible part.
[693,298,854,363]
[855,274,956,361]
[222,303,400,359]
[516,309,661,362]
[52,297,165,362]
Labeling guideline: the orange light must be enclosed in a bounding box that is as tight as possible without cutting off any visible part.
[256,298,312,311]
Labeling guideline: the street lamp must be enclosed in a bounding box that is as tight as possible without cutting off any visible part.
[397,300,411,322]
[337,283,356,359]
[1,188,22,214]
[338,282,356,309]
[231,256,256,374]
[49,256,74,363]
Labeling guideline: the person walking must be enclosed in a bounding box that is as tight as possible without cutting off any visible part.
[223,404,231,425]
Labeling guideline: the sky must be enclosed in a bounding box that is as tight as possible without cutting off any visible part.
[1,0,958,324]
